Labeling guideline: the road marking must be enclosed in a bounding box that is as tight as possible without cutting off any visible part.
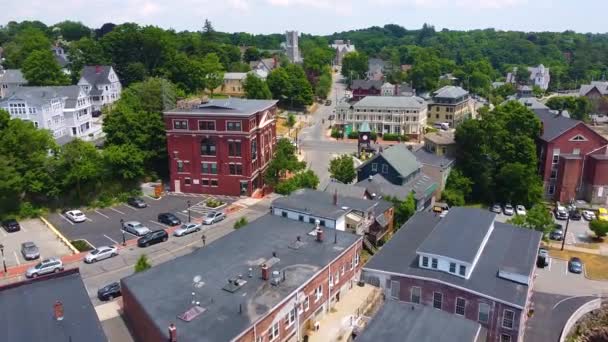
[86,217,94,222]
[123,205,138,211]
[110,208,125,215]
[552,295,597,310]
[13,251,20,265]
[149,220,168,228]
[176,212,190,218]
[59,214,75,225]
[122,230,139,238]
[104,234,119,245]
[95,210,110,219]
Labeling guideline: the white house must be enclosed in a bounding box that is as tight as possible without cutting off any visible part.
[0,69,27,99]
[330,39,356,66]
[78,65,122,114]
[528,64,550,91]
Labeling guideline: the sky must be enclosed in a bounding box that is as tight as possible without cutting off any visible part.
[1,0,606,35]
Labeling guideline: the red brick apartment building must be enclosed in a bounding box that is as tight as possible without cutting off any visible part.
[121,214,363,342]
[362,208,541,342]
[164,98,278,196]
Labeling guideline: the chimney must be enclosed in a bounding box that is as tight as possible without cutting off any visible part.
[95,65,101,74]
[261,264,269,280]
[168,323,177,342]
[296,236,301,242]
[333,190,338,206]
[316,224,324,242]
[53,301,64,321]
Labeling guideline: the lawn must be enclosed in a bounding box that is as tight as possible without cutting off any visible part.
[548,247,608,280]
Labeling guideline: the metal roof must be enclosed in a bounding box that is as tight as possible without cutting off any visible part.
[413,146,455,169]
[165,98,278,117]
[353,96,427,109]
[432,86,469,99]
[534,108,581,142]
[358,144,421,180]
[0,69,26,84]
[324,181,368,199]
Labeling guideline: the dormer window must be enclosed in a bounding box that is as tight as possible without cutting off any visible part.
[422,256,429,267]
[431,258,438,269]
[570,134,587,142]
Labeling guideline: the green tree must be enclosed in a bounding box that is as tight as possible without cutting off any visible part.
[234,217,248,229]
[68,37,108,82]
[264,138,305,186]
[134,254,151,272]
[275,170,319,195]
[202,19,215,41]
[243,47,260,63]
[53,21,91,41]
[285,64,313,107]
[57,139,103,202]
[285,113,296,130]
[341,51,368,83]
[507,204,554,236]
[3,27,51,68]
[328,154,356,184]
[441,189,465,207]
[201,53,224,94]
[315,70,332,99]
[243,74,272,99]
[267,67,291,103]
[590,220,608,239]
[22,50,70,86]
[546,96,592,122]
[102,144,146,182]
[515,66,531,84]
[386,193,416,227]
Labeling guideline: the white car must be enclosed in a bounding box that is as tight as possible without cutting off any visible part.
[582,210,596,221]
[84,246,118,263]
[203,211,226,225]
[25,258,64,278]
[65,210,87,223]
[516,205,526,216]
[173,223,202,237]
[503,204,515,216]
[122,221,151,236]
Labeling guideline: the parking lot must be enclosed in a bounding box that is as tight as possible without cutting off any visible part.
[0,219,73,268]
[535,258,608,296]
[46,194,238,248]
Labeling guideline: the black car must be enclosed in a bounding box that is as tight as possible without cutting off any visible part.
[570,211,582,221]
[137,230,168,247]
[158,213,181,226]
[97,282,121,301]
[127,197,147,208]
[2,219,21,233]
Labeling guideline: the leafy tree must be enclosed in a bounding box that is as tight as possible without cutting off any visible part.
[103,144,146,182]
[275,170,319,195]
[202,19,215,41]
[243,74,271,99]
[22,50,70,86]
[341,51,368,83]
[441,169,473,205]
[328,154,356,184]
[515,66,531,84]
[68,37,108,81]
[590,220,608,239]
[267,67,291,103]
[243,47,260,63]
[386,193,416,227]
[507,204,554,236]
[267,65,312,108]
[315,69,332,99]
[546,96,592,122]
[407,48,441,92]
[495,163,543,207]
[56,139,103,202]
[441,189,465,207]
[264,138,305,186]
[134,254,151,273]
[234,217,248,229]
[2,27,50,68]
[201,53,224,94]
[95,23,116,38]
[53,21,91,41]
[285,113,296,130]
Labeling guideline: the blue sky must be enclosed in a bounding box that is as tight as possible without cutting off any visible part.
[1,0,606,35]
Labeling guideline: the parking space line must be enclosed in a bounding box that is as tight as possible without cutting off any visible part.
[122,230,139,238]
[149,220,168,228]
[104,234,119,245]
[86,217,94,222]
[123,205,138,211]
[110,208,125,215]
[95,210,110,219]
[176,212,189,218]
[60,214,75,225]
[13,251,20,265]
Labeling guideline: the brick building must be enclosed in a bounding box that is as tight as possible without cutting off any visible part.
[362,208,541,342]
[121,214,363,342]
[349,80,382,101]
[164,98,278,196]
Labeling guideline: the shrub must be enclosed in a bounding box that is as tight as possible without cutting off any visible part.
[135,254,151,273]
[234,217,248,229]
[205,198,223,208]
[347,131,359,139]
[381,133,408,141]
[331,128,343,139]
[71,239,94,252]
[590,220,608,239]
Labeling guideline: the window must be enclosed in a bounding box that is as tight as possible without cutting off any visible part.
[198,120,215,131]
[228,141,242,157]
[201,162,217,174]
[355,252,360,266]
[459,265,466,276]
[573,148,581,155]
[210,179,218,187]
[341,264,345,276]
[177,160,184,172]
[371,163,378,172]
[410,287,421,304]
[422,256,429,267]
[478,303,490,323]
[229,163,243,175]
[251,139,258,160]
[319,220,326,227]
[548,185,556,195]
[455,297,466,316]
[350,256,354,270]
[502,310,514,329]
[381,164,388,174]
[285,308,296,327]
[570,134,587,141]
[550,168,558,179]
[501,334,512,342]
[552,149,560,164]
[298,215,304,222]
[268,322,279,341]
[449,262,456,273]
[432,292,442,309]
[173,120,188,130]
[282,211,288,218]
[303,296,310,311]
[309,217,315,224]
[201,138,216,156]
[227,121,242,131]
[431,258,438,269]
[314,285,323,302]
[390,280,400,299]
[184,178,191,185]
[202,179,209,186]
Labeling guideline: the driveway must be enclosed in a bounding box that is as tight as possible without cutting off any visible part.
[45,195,238,248]
[535,258,608,296]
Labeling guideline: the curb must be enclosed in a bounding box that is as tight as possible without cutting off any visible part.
[39,216,79,254]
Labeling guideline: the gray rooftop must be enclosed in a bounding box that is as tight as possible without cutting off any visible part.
[517,97,549,110]
[580,81,608,96]
[165,98,278,117]
[534,108,581,141]
[224,72,248,80]
[0,85,83,109]
[0,69,26,84]
[418,207,496,263]
[122,214,360,342]
[272,189,391,220]
[350,79,383,90]
[433,86,468,99]
[0,269,106,342]
[356,173,436,202]
[353,96,427,109]
[364,210,542,307]
[80,65,113,85]
[413,146,455,169]
[324,181,368,199]
[356,301,485,342]
[425,131,455,145]
[360,144,421,179]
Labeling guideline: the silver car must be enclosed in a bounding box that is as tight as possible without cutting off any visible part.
[173,223,202,237]
[21,241,40,260]
[203,211,226,225]
[26,258,63,278]
[84,246,118,263]
[122,221,151,236]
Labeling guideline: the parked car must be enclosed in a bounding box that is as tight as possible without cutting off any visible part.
[97,282,121,301]
[570,211,582,221]
[203,211,226,225]
[84,246,118,263]
[503,204,514,216]
[516,205,526,216]
[122,221,151,236]
[25,258,63,278]
[137,230,169,247]
[538,248,550,267]
[158,213,181,226]
[549,229,564,241]
[21,241,40,260]
[65,210,87,223]
[173,223,202,237]
[2,219,21,233]
[582,210,597,221]
[127,197,147,208]
[490,204,502,214]
[568,257,583,274]
[554,205,569,220]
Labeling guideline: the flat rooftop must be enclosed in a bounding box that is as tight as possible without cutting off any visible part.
[164,98,278,117]
[122,214,361,342]
[364,210,541,307]
[0,269,106,342]
[356,301,485,342]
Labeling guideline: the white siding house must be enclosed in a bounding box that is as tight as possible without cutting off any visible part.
[78,65,122,113]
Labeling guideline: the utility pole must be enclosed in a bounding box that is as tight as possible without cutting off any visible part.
[561,199,574,251]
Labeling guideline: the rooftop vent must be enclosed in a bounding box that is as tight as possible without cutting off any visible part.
[288,236,305,250]
[53,300,64,321]
[178,306,206,322]
[271,270,286,286]
[222,276,248,293]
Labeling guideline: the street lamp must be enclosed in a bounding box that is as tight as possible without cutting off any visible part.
[187,200,192,223]
[0,244,6,274]
[120,219,126,246]
[561,199,575,251]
